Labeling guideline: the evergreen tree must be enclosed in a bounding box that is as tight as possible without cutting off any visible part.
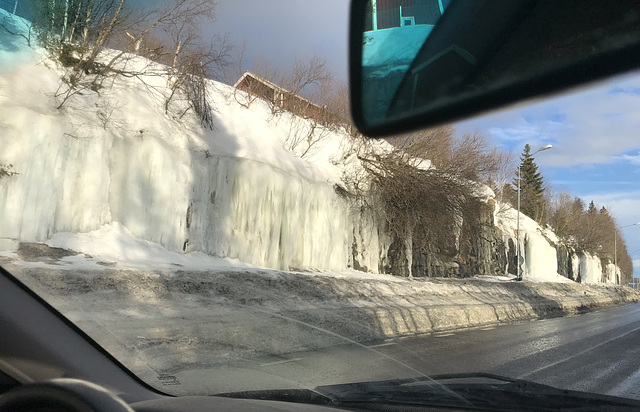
[514,144,547,222]
[518,144,545,193]
[572,197,585,214]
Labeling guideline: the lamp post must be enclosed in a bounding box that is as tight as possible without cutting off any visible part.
[372,0,378,31]
[614,222,640,284]
[516,144,552,281]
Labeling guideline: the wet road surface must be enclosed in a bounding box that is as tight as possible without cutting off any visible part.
[373,302,640,400]
[197,302,640,399]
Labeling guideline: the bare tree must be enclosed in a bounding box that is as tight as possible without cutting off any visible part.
[282,108,333,159]
[240,57,338,158]
[487,149,515,207]
[251,56,332,116]
[343,127,502,276]
[281,71,341,159]
[229,42,260,109]
[163,35,231,128]
[323,82,357,136]
[32,0,231,128]
[548,194,633,282]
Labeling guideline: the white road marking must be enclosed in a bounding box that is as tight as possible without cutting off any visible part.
[259,358,305,367]
[434,333,455,337]
[519,325,640,378]
[367,342,397,348]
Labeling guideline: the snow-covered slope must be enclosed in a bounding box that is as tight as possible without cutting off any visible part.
[493,204,618,284]
[494,207,566,282]
[0,11,618,283]
[0,10,374,271]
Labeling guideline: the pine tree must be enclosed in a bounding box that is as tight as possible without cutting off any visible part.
[514,144,547,222]
[519,144,545,194]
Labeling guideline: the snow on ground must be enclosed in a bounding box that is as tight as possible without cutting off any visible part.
[494,205,564,282]
[0,222,407,282]
[44,222,258,271]
[0,10,617,284]
[0,16,379,272]
[475,274,517,282]
[3,244,639,395]
[363,25,434,75]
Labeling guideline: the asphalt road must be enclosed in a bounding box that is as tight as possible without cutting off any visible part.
[372,302,640,400]
[184,302,640,398]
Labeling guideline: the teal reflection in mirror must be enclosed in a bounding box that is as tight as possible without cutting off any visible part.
[357,0,640,133]
[362,0,450,126]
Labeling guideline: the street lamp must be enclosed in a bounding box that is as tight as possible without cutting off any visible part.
[516,144,552,281]
[614,222,640,284]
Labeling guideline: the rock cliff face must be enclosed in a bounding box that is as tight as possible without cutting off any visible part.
[464,201,509,277]
[556,245,575,281]
[556,246,621,285]
[375,199,508,279]
[367,196,623,285]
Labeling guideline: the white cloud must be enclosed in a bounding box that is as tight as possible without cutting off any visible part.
[488,119,571,145]
[457,72,640,168]
[617,153,640,165]
[583,190,640,225]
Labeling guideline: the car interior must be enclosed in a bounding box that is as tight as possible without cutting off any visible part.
[2,0,640,411]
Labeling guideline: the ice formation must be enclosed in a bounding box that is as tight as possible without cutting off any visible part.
[0,17,380,271]
[0,12,620,282]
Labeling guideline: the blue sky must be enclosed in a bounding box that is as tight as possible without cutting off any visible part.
[212,1,640,276]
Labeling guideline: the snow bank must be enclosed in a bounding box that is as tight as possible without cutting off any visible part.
[5,256,639,397]
[603,263,618,284]
[0,28,385,272]
[494,206,563,282]
[363,25,433,76]
[42,222,256,271]
[579,253,603,284]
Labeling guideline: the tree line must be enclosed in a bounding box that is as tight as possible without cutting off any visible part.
[494,144,633,283]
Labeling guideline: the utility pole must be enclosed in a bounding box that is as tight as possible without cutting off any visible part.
[615,222,640,284]
[372,0,378,31]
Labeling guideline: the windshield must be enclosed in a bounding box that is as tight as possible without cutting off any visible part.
[1,0,640,406]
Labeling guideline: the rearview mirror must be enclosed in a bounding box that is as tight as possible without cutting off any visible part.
[349,0,640,137]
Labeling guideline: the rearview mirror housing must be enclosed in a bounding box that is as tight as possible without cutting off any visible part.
[350,0,640,138]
